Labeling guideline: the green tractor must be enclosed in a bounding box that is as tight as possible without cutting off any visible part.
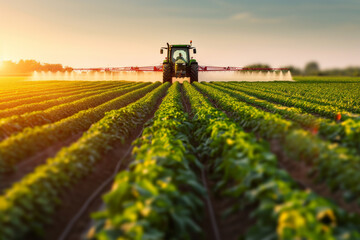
[160,41,198,84]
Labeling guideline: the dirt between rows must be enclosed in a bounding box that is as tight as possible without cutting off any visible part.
[181,84,256,240]
[270,139,360,216]
[18,83,355,240]
[39,93,165,240]
[219,85,327,118]
[196,84,360,235]
[200,163,257,240]
[0,133,83,193]
[0,84,142,193]
[220,85,360,216]
[210,84,328,128]
[43,139,135,240]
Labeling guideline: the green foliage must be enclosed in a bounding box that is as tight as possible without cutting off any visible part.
[0,82,168,240]
[304,62,320,76]
[0,83,157,173]
[196,81,360,214]
[0,81,110,105]
[1,79,360,239]
[214,82,360,153]
[281,65,302,75]
[0,59,72,74]
[194,82,293,139]
[0,82,144,139]
[321,67,360,77]
[294,76,360,82]
[218,82,360,121]
[0,81,131,118]
[0,82,122,111]
[89,82,204,240]
[190,81,360,239]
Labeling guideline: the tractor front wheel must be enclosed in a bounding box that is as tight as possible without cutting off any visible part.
[190,63,198,83]
[163,64,172,83]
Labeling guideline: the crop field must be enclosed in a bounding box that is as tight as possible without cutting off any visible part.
[1,78,360,240]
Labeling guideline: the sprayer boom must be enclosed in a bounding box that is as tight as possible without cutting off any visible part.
[73,66,163,72]
[72,41,289,83]
[73,66,287,72]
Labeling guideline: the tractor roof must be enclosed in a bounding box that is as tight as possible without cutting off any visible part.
[171,44,191,48]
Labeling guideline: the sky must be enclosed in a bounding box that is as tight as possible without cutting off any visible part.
[0,0,359,69]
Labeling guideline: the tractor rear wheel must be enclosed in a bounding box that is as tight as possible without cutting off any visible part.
[163,64,172,83]
[190,63,198,83]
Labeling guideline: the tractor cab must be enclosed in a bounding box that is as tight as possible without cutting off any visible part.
[172,47,188,77]
[171,47,189,63]
[160,41,198,83]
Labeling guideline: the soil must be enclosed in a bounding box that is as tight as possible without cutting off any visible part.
[44,139,135,240]
[39,91,166,240]
[182,84,256,240]
[226,85,326,120]
[270,138,360,215]
[199,84,360,217]
[200,163,257,240]
[0,133,83,193]
[208,83,327,125]
[0,84,146,193]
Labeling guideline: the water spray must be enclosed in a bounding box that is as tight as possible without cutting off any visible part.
[31,41,293,82]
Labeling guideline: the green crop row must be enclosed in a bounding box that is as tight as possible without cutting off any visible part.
[228,82,360,113]
[0,82,168,240]
[0,83,156,173]
[0,82,132,119]
[0,82,145,140]
[0,81,126,100]
[0,81,56,95]
[0,81,105,104]
[210,83,360,153]
[186,82,360,239]
[221,82,360,121]
[89,82,204,240]
[0,81,125,111]
[195,83,360,208]
[231,81,360,107]
[0,83,121,121]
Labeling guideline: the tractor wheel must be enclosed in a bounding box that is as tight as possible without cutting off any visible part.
[163,64,172,83]
[190,63,198,83]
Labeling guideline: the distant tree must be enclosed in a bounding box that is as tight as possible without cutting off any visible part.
[17,60,42,73]
[0,59,68,74]
[64,66,73,72]
[344,67,360,77]
[321,67,360,77]
[281,65,302,75]
[304,61,320,75]
[41,63,64,72]
[243,63,271,72]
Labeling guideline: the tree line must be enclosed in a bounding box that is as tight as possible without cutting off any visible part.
[245,62,360,76]
[1,59,359,77]
[0,60,72,74]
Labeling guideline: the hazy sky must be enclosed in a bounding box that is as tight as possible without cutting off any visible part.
[0,0,359,69]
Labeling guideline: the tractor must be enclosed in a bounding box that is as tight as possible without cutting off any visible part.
[160,41,198,84]
[72,42,291,82]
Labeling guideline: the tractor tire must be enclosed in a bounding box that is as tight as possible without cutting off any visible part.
[190,63,198,83]
[163,64,172,84]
